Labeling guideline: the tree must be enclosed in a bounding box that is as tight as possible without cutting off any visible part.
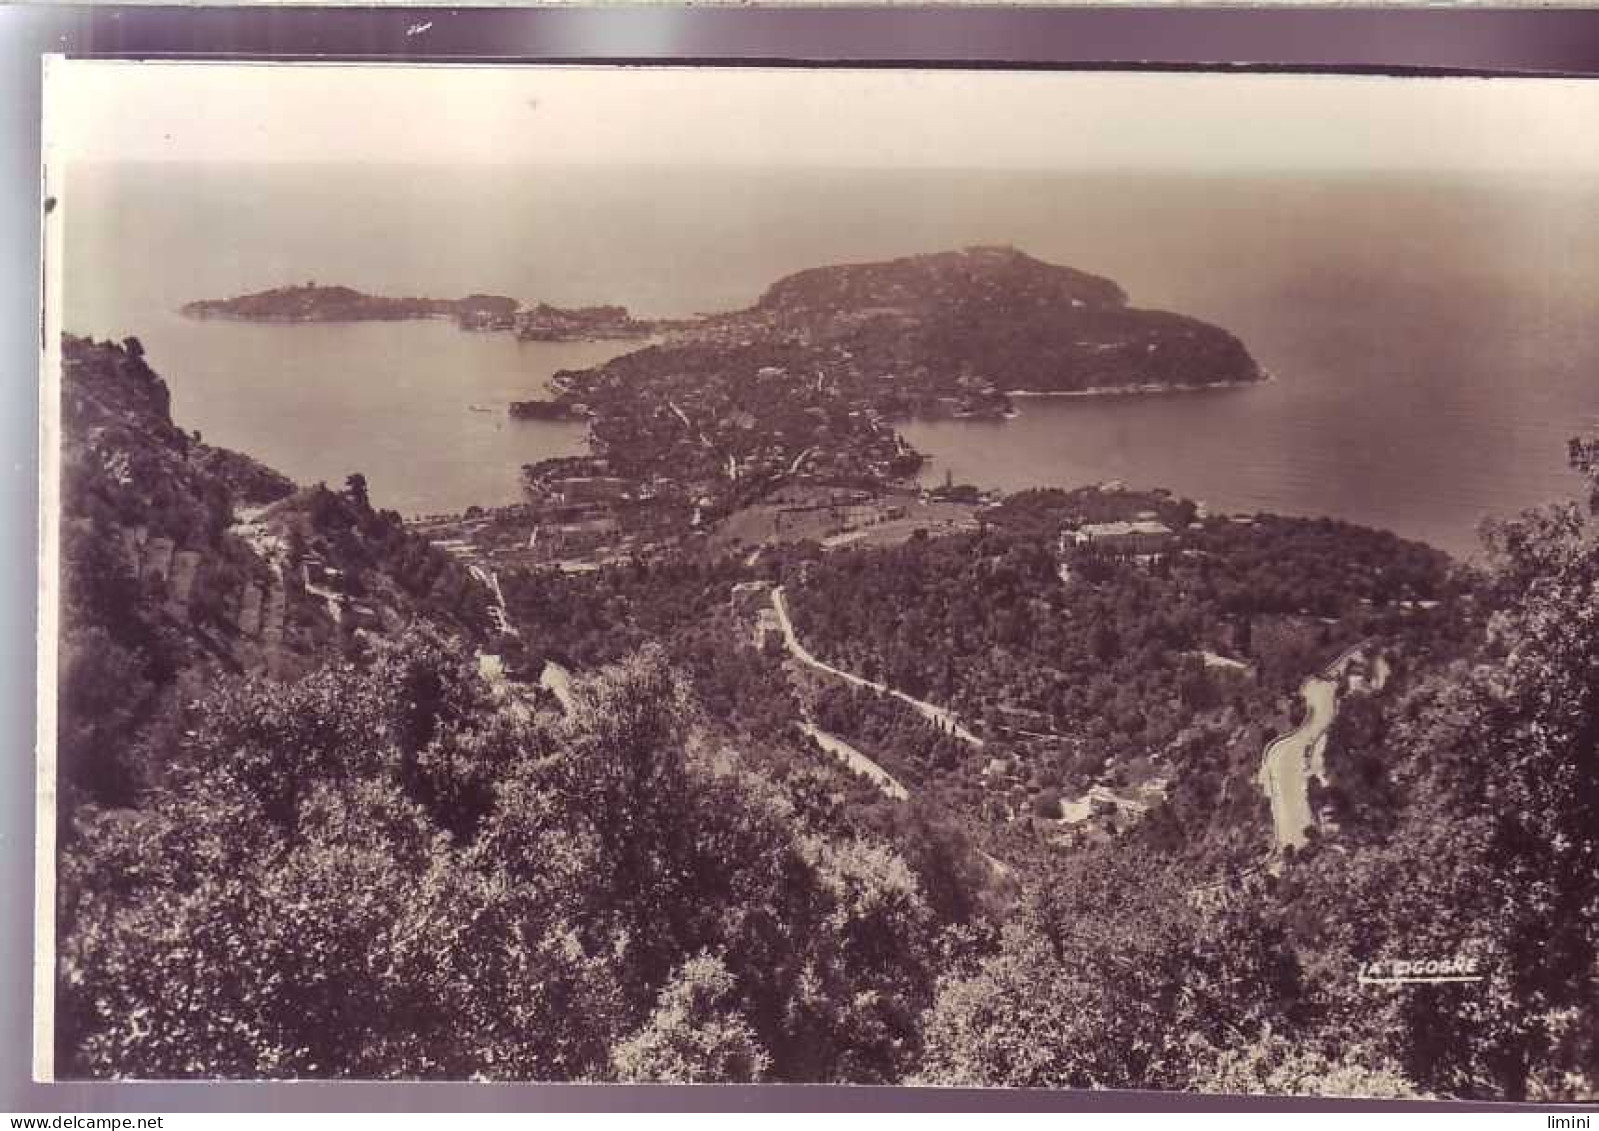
[56,630,583,1079]
[1285,436,1599,1101]
[56,627,151,805]
[1195,1034,1424,1099]
[919,852,1302,1091]
[1396,438,1599,1100]
[1030,788,1062,820]
[343,472,370,513]
[58,615,940,1084]
[611,955,770,1082]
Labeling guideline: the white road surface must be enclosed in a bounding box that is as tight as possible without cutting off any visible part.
[798,721,908,801]
[771,586,985,748]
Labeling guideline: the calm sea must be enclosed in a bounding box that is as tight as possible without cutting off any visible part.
[61,163,1599,557]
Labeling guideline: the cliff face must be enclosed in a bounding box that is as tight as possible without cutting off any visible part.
[55,335,491,812]
[727,246,1261,393]
[60,334,294,550]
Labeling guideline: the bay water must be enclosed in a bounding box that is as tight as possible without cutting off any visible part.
[61,163,1599,556]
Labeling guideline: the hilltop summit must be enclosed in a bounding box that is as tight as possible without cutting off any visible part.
[688,246,1263,394]
[181,283,518,323]
[754,246,1129,320]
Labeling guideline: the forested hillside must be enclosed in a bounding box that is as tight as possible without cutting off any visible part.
[781,489,1473,859]
[57,640,950,1081]
[51,337,1598,1098]
[909,453,1599,1100]
[736,246,1263,393]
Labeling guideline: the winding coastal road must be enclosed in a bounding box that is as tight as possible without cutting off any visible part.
[798,721,909,800]
[1259,640,1379,856]
[1258,676,1338,852]
[770,587,985,748]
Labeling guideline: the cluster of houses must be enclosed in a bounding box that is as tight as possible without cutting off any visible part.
[456,300,649,340]
[529,475,632,557]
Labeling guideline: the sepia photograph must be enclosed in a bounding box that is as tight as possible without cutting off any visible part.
[36,60,1599,1099]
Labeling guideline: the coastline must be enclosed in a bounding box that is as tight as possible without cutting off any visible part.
[1006,370,1275,400]
[179,309,460,325]
[181,307,656,346]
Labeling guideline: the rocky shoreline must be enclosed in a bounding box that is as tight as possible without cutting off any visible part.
[1007,371,1274,399]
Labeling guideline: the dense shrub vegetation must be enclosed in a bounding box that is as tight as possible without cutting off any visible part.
[57,640,947,1081]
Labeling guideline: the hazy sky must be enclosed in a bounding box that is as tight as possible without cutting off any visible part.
[44,60,1599,174]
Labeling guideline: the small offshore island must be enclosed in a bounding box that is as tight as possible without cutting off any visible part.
[182,283,655,341]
